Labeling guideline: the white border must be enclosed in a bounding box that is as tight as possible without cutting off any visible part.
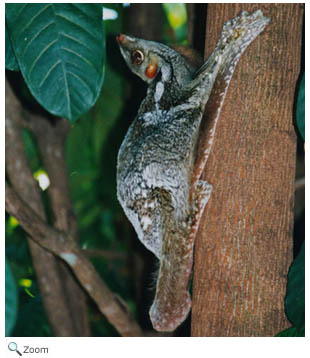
[2,1,308,357]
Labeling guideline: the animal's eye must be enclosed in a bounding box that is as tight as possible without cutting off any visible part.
[131,50,144,65]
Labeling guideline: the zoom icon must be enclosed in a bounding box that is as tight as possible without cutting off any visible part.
[8,342,22,356]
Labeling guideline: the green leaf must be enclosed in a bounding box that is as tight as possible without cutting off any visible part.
[285,241,305,334]
[277,326,304,337]
[13,295,52,337]
[296,74,305,140]
[5,259,18,336]
[5,4,105,122]
[5,22,19,71]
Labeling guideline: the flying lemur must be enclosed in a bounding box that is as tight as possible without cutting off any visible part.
[116,10,269,332]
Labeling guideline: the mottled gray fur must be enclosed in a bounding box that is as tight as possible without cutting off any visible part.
[116,10,270,331]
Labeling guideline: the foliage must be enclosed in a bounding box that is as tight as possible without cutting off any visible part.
[277,326,303,337]
[5,214,52,336]
[277,73,305,337]
[5,259,18,336]
[286,240,305,334]
[6,3,105,122]
[278,242,305,337]
[5,23,19,71]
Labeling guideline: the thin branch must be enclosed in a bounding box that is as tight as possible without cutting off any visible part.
[5,182,143,336]
[6,183,69,252]
[5,76,78,336]
[26,111,90,335]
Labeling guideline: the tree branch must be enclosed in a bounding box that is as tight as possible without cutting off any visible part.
[5,76,79,336]
[25,111,90,335]
[5,182,143,336]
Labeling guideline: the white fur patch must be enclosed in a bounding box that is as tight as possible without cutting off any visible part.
[154,81,164,103]
[141,215,152,230]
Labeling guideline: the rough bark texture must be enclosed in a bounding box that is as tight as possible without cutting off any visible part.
[5,78,85,336]
[191,3,303,336]
[30,115,90,337]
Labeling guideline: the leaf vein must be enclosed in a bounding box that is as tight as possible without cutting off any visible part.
[22,21,55,58]
[67,71,93,95]
[28,39,58,79]
[61,33,94,53]
[13,3,28,19]
[55,12,98,41]
[62,62,71,118]
[39,60,62,88]
[19,4,53,36]
[61,47,96,70]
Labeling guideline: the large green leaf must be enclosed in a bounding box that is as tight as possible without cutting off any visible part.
[5,259,18,336]
[285,241,305,335]
[5,22,19,71]
[5,4,105,122]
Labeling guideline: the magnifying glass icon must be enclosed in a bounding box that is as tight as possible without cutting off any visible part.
[8,342,22,356]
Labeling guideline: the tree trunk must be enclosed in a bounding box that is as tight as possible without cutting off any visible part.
[191,3,303,336]
[124,3,164,41]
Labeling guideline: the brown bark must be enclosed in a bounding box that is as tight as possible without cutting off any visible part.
[5,78,80,336]
[28,114,90,337]
[186,4,195,45]
[124,3,164,41]
[5,182,143,337]
[191,3,303,336]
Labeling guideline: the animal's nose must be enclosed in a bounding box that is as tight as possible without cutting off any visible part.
[116,33,125,44]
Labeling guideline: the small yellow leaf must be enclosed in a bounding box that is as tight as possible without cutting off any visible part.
[19,278,32,288]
